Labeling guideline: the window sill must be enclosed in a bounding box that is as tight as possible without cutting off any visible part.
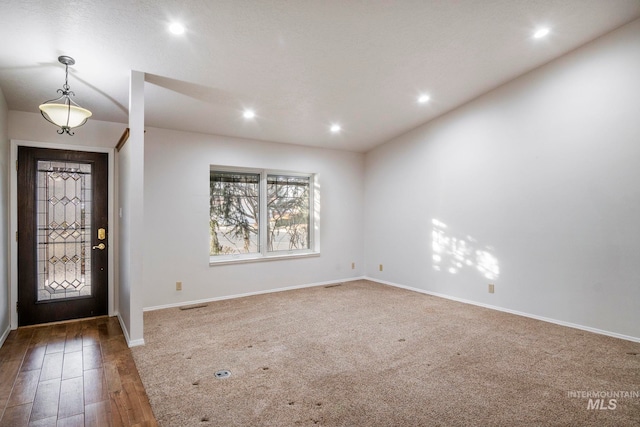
[209,251,320,266]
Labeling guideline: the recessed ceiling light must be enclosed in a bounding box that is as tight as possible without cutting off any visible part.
[533,27,550,39]
[330,124,341,133]
[243,109,256,119]
[418,94,430,104]
[169,23,185,35]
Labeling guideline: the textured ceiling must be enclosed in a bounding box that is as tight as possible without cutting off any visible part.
[1,1,639,152]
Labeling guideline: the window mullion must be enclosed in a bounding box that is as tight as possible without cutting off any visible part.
[309,174,315,251]
[259,170,268,255]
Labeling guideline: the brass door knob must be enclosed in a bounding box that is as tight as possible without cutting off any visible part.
[92,243,106,250]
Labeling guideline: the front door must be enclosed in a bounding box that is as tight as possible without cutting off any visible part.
[17,146,108,326]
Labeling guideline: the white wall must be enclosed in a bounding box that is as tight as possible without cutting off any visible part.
[142,127,364,309]
[364,19,640,340]
[0,87,9,344]
[117,141,132,333]
[117,71,145,345]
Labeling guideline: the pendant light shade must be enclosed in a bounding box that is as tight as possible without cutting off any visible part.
[39,56,92,135]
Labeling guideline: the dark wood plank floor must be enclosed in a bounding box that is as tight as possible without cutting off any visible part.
[0,316,157,426]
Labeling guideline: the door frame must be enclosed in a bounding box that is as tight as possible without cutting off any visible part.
[10,139,116,329]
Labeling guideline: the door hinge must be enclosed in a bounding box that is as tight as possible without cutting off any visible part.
[16,160,18,171]
[16,231,18,242]
[16,301,19,312]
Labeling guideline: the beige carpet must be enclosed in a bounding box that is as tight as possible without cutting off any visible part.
[132,280,640,426]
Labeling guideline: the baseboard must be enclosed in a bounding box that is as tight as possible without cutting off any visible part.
[143,276,367,312]
[116,312,145,347]
[0,324,10,349]
[365,276,640,344]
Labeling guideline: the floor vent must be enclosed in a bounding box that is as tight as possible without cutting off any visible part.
[324,283,343,288]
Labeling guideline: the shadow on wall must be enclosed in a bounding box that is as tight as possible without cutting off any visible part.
[432,219,500,281]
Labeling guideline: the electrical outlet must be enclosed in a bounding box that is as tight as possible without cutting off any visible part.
[351,262,355,269]
[379,264,383,272]
[176,281,182,291]
[488,284,495,293]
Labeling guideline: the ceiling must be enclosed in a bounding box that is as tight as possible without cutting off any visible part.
[1,1,639,152]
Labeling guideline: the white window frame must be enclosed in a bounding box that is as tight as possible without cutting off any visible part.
[209,166,319,265]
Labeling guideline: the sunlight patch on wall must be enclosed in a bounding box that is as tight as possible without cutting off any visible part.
[431,219,500,280]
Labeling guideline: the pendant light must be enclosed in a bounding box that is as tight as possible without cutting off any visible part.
[39,56,92,135]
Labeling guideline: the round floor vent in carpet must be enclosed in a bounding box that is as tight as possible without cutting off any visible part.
[215,370,231,379]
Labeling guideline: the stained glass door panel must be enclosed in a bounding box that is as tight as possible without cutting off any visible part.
[36,160,93,301]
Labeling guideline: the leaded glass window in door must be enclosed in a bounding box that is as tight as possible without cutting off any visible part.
[36,160,93,301]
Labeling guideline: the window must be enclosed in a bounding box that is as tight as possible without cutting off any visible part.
[210,171,260,255]
[267,175,311,252]
[210,167,317,263]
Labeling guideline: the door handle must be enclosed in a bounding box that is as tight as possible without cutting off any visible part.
[92,243,106,250]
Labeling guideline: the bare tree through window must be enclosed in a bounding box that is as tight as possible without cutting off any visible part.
[210,170,312,257]
[267,175,310,251]
[210,172,259,255]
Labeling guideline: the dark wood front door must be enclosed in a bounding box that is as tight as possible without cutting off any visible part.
[17,146,108,326]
